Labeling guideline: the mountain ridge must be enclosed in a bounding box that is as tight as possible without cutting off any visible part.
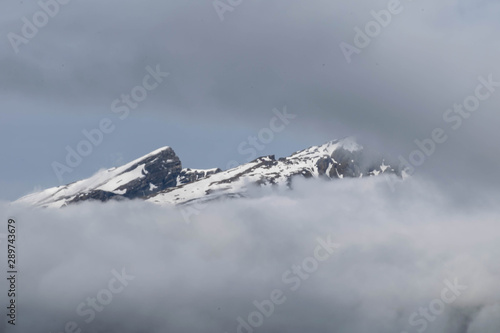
[15,138,401,208]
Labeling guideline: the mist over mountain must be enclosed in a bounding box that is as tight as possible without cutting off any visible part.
[3,176,500,333]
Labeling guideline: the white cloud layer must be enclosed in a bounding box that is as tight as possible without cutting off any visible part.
[1,176,500,332]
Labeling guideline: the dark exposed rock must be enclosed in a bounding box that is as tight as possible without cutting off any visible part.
[69,147,183,204]
[117,148,182,198]
[178,168,222,185]
[68,190,122,204]
[316,157,331,177]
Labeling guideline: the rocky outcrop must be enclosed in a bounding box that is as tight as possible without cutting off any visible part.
[68,147,183,205]
[178,168,222,185]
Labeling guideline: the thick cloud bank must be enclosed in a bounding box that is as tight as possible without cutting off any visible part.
[2,177,500,333]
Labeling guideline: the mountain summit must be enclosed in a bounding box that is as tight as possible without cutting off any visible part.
[15,138,400,208]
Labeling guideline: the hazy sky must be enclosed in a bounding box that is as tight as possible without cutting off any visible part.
[1,0,500,200]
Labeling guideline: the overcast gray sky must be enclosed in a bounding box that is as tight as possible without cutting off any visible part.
[1,0,500,201]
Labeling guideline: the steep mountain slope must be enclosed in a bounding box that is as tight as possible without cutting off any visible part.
[14,138,399,208]
[16,147,219,208]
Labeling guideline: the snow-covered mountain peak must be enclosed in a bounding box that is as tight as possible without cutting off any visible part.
[16,146,182,208]
[14,138,400,208]
[148,138,399,206]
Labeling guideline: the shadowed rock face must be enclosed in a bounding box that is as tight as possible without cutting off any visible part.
[178,168,222,185]
[68,190,121,203]
[115,148,182,197]
[314,148,395,179]
[69,147,184,204]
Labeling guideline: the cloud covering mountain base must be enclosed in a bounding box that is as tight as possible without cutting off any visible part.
[2,176,500,333]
